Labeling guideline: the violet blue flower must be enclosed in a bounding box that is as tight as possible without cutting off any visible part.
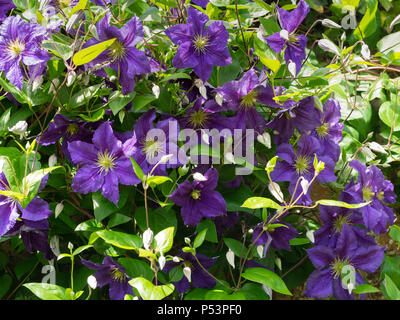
[215,69,290,134]
[85,13,151,94]
[270,134,336,205]
[305,225,384,300]
[0,173,52,237]
[170,167,226,226]
[311,98,344,162]
[265,0,309,74]
[165,7,231,82]
[0,15,49,89]
[128,109,187,176]
[0,0,15,21]
[81,255,133,300]
[68,122,141,205]
[252,218,298,251]
[342,160,396,234]
[39,114,94,162]
[267,96,321,144]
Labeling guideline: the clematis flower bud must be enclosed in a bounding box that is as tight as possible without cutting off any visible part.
[143,228,154,250]
[87,275,97,289]
[158,254,166,271]
[183,266,192,282]
[226,248,235,269]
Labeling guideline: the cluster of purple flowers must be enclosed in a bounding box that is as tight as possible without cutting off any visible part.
[0,1,396,301]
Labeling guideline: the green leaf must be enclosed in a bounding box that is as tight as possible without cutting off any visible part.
[135,206,177,236]
[161,72,191,82]
[241,197,281,210]
[196,219,218,243]
[353,0,378,40]
[389,225,400,242]
[130,157,144,182]
[204,289,246,300]
[241,267,292,296]
[289,238,310,246]
[92,192,118,222]
[129,277,174,300]
[72,245,93,256]
[384,274,400,300]
[353,284,380,294]
[107,213,132,229]
[0,274,12,299]
[75,219,104,232]
[224,238,245,258]
[379,101,400,131]
[132,94,156,112]
[69,0,88,16]
[109,91,136,115]
[72,38,116,66]
[23,283,67,300]
[315,199,370,209]
[154,226,174,254]
[193,228,208,249]
[97,230,142,250]
[118,258,154,281]
[147,176,172,187]
[238,283,270,300]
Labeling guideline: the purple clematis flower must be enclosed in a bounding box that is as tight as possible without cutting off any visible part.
[127,109,187,176]
[267,96,321,144]
[265,0,309,74]
[0,0,15,21]
[39,114,94,162]
[68,122,141,205]
[342,160,396,234]
[215,69,291,134]
[314,202,376,249]
[7,219,55,260]
[0,15,49,89]
[165,7,231,82]
[81,255,133,300]
[170,167,226,226]
[252,218,298,252]
[85,13,151,94]
[311,98,344,162]
[305,225,384,300]
[270,134,336,205]
[163,251,216,294]
[0,173,52,237]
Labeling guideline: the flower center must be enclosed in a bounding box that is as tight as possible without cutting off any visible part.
[191,189,201,200]
[288,34,299,45]
[362,186,375,202]
[143,138,163,161]
[193,34,209,54]
[189,110,209,129]
[333,214,351,233]
[96,150,117,174]
[110,267,126,283]
[294,155,311,175]
[109,40,127,61]
[330,257,351,279]
[7,39,25,58]
[316,123,329,139]
[66,123,79,136]
[240,90,258,109]
[377,191,384,201]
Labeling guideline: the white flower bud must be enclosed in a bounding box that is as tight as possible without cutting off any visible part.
[257,132,271,148]
[268,182,284,203]
[152,84,160,98]
[82,74,90,86]
[158,254,166,271]
[68,242,74,251]
[159,154,173,164]
[262,285,272,300]
[279,29,289,41]
[184,237,191,245]
[321,19,342,29]
[193,172,207,182]
[87,275,97,289]
[172,256,180,263]
[300,177,310,195]
[361,43,370,60]
[318,39,340,56]
[143,228,154,250]
[199,85,207,100]
[9,121,28,138]
[55,202,64,219]
[275,257,282,270]
[48,154,57,167]
[226,249,235,269]
[183,266,192,282]
[288,60,297,77]
[215,92,223,106]
[118,109,125,124]
[50,235,60,256]
[257,245,264,258]
[66,71,76,87]
[306,228,315,243]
